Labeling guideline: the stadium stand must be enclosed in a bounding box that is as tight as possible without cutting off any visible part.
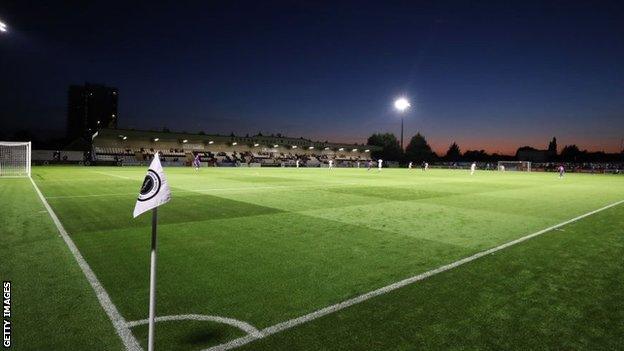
[91,128,376,167]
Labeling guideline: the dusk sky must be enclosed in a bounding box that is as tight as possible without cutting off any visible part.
[1,1,623,154]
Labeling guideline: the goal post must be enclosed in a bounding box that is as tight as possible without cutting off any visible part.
[0,141,32,177]
[497,160,531,172]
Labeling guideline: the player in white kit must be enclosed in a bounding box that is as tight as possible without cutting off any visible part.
[328,159,334,170]
[408,161,413,169]
[424,162,429,171]
[378,159,383,171]
[470,162,476,175]
[296,159,300,168]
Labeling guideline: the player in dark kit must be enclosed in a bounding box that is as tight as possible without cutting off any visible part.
[558,165,565,178]
[193,153,201,171]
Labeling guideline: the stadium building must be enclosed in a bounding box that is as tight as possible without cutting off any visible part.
[91,128,377,167]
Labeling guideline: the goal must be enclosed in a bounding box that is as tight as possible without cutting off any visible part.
[497,160,531,172]
[0,142,31,177]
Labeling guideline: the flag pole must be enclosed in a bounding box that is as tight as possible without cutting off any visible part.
[148,207,158,351]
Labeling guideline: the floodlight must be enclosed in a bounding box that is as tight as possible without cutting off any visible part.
[324,147,329,150]
[182,139,188,143]
[0,21,7,33]
[273,144,279,148]
[153,138,159,142]
[208,140,214,144]
[254,143,259,147]
[308,146,314,149]
[364,149,370,153]
[352,148,358,152]
[339,148,344,151]
[123,136,128,140]
[394,97,410,112]
[232,142,237,146]
[292,145,297,149]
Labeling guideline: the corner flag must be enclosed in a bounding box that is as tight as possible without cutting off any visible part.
[133,153,171,218]
[133,152,171,351]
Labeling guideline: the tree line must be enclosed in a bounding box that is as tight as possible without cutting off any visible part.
[366,133,624,163]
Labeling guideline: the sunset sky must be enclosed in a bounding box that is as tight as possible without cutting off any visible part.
[1,1,623,154]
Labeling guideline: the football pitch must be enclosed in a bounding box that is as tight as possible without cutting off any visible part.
[3,166,624,350]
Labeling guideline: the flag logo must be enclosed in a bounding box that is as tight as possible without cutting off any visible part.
[133,153,171,218]
[138,170,161,202]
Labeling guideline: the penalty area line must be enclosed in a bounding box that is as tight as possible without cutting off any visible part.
[204,198,624,351]
[29,177,143,351]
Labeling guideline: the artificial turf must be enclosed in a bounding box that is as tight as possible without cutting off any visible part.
[3,166,624,350]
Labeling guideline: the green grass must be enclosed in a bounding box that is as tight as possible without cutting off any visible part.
[0,177,124,351]
[3,166,624,350]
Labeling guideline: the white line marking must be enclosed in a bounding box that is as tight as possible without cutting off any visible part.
[93,171,135,180]
[29,177,143,351]
[126,314,263,338]
[203,198,624,351]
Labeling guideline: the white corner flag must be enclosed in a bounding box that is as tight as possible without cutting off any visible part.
[133,152,171,351]
[133,153,171,218]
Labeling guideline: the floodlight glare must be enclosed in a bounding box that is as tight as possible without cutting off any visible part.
[182,139,188,143]
[364,149,370,152]
[208,140,214,144]
[308,146,314,149]
[394,97,410,112]
[273,144,278,148]
[153,138,159,142]
[292,145,297,149]
[339,148,344,151]
[352,148,358,152]
[123,136,128,140]
[254,143,259,147]
[232,142,237,146]
[0,21,7,33]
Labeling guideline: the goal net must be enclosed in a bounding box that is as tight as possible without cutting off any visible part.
[497,161,531,172]
[0,142,31,177]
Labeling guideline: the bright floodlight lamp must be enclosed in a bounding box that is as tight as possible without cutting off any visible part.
[352,148,358,152]
[308,146,314,149]
[254,143,259,147]
[123,136,128,140]
[394,97,410,112]
[273,144,279,148]
[364,149,370,153]
[292,145,297,149]
[0,21,7,33]
[324,147,329,150]
[153,138,159,142]
[394,97,411,150]
[232,142,237,146]
[181,139,188,143]
[208,140,214,144]
[338,147,344,151]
